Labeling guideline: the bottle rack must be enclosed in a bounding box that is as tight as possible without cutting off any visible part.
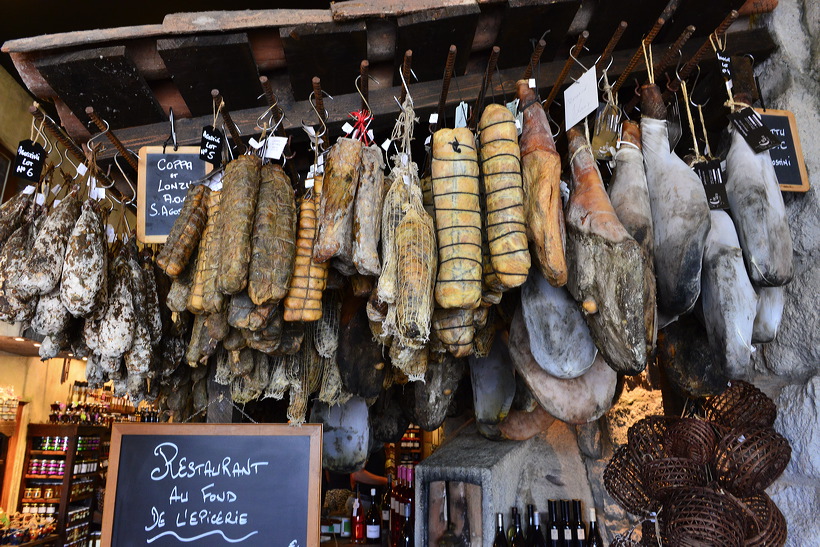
[18,424,107,547]
[398,424,422,466]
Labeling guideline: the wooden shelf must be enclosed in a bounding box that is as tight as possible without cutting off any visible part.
[25,474,64,480]
[21,498,61,504]
[30,450,67,456]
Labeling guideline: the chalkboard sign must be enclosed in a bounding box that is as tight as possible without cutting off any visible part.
[756,108,810,192]
[101,423,322,547]
[137,146,211,243]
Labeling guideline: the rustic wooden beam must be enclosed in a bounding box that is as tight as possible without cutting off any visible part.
[97,27,775,161]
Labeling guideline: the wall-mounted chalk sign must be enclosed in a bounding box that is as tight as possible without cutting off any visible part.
[101,423,322,547]
[137,146,211,243]
[755,108,810,192]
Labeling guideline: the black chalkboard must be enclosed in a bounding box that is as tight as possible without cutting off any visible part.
[102,424,322,547]
[137,146,211,243]
[756,109,810,192]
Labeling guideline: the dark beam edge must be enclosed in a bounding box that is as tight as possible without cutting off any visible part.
[97,27,774,161]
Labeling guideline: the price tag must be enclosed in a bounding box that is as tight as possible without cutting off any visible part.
[22,185,36,195]
[264,136,289,160]
[728,107,781,153]
[207,171,224,192]
[199,125,224,166]
[563,68,598,130]
[342,122,355,135]
[424,135,432,146]
[35,193,45,206]
[248,137,265,150]
[76,163,88,177]
[403,175,410,186]
[693,159,729,210]
[716,51,732,80]
[106,224,117,243]
[13,140,46,182]
[528,78,536,89]
[305,178,315,189]
[428,113,439,124]
[455,102,469,128]
[52,198,61,208]
[51,184,61,195]
[94,187,107,201]
[367,129,374,141]
[381,138,392,152]
[506,99,523,136]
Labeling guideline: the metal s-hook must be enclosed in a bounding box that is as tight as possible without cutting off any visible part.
[86,117,110,152]
[113,151,137,205]
[687,65,710,108]
[396,65,414,107]
[355,74,379,115]
[32,118,53,153]
[163,107,178,153]
[569,44,590,77]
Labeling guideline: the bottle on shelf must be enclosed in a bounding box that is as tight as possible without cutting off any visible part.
[547,500,561,547]
[493,512,509,547]
[528,511,547,547]
[382,475,392,538]
[527,504,536,543]
[392,467,406,547]
[405,467,415,524]
[507,506,519,542]
[352,486,366,544]
[366,487,381,544]
[572,500,585,547]
[399,502,414,547]
[510,509,526,547]
[560,500,573,547]
[586,508,603,547]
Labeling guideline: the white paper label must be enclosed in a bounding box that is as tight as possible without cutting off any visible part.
[367,129,374,141]
[342,122,355,135]
[76,163,88,176]
[366,525,380,539]
[564,68,599,129]
[51,184,61,195]
[578,530,585,540]
[401,153,408,166]
[551,530,559,540]
[264,136,289,160]
[428,113,439,124]
[564,529,573,540]
[248,137,265,150]
[506,99,523,136]
[528,78,536,89]
[207,172,224,192]
[455,102,469,128]
[381,138,392,152]
[305,178,315,189]
[22,185,35,195]
[403,175,411,186]
[106,224,116,243]
[94,187,106,201]
[35,193,45,206]
[424,135,431,146]
[52,199,61,208]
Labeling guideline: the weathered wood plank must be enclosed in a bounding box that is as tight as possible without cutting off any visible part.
[331,0,478,21]
[495,0,581,68]
[157,33,263,117]
[35,45,165,129]
[394,4,480,83]
[162,9,333,33]
[280,21,368,101]
[1,25,166,54]
[97,28,774,159]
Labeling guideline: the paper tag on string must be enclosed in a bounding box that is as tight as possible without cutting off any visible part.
[52,199,61,208]
[342,122,355,136]
[199,125,223,166]
[105,224,116,243]
[94,187,106,201]
[264,136,289,160]
[367,129,374,141]
[564,68,598,130]
[381,139,392,152]
[76,163,88,177]
[305,177,315,189]
[528,78,536,89]
[506,99,523,136]
[424,135,432,147]
[693,159,729,209]
[35,193,45,206]
[14,140,46,182]
[51,184,61,195]
[248,137,265,150]
[22,185,36,195]
[207,171,224,192]
[716,51,732,80]
[403,175,410,186]
[400,153,408,166]
[455,102,469,128]
[728,107,781,153]
[428,113,439,125]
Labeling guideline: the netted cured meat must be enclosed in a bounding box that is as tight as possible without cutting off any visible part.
[376,172,410,306]
[352,145,386,276]
[313,138,362,265]
[187,189,223,314]
[248,163,296,306]
[517,81,567,286]
[477,104,530,289]
[61,200,107,318]
[0,191,30,248]
[156,183,210,277]
[432,128,482,309]
[432,307,474,358]
[283,175,328,322]
[217,154,262,295]
[166,256,196,313]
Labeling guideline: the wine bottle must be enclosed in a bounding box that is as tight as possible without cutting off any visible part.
[560,500,573,547]
[392,467,406,547]
[526,504,535,543]
[547,500,561,547]
[399,503,414,547]
[493,513,509,547]
[507,507,519,542]
[510,510,527,547]
[572,500,585,547]
[352,486,366,544]
[382,475,392,540]
[405,466,415,522]
[366,488,382,544]
[586,508,603,547]
[528,512,547,547]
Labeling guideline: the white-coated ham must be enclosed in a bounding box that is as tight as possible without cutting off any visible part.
[519,267,597,379]
[725,126,793,287]
[700,210,758,379]
[640,84,710,318]
[752,285,785,344]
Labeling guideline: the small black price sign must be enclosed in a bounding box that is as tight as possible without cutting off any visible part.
[716,51,733,80]
[729,107,781,153]
[693,159,729,210]
[13,139,46,182]
[199,125,223,166]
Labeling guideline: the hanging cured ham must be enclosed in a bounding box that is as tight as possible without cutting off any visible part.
[752,286,785,344]
[565,125,648,374]
[640,83,710,319]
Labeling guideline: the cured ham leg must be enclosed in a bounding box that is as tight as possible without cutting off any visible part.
[608,121,657,354]
[566,125,648,374]
[516,80,566,286]
[726,126,793,286]
[700,210,758,379]
[641,83,710,317]
[752,286,785,344]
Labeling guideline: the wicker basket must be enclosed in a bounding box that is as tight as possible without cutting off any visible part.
[611,534,642,547]
[640,515,669,547]
[740,492,787,547]
[702,381,776,429]
[605,445,661,516]
[714,426,791,497]
[643,457,709,502]
[665,487,746,547]
[665,417,718,464]
[628,415,675,465]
